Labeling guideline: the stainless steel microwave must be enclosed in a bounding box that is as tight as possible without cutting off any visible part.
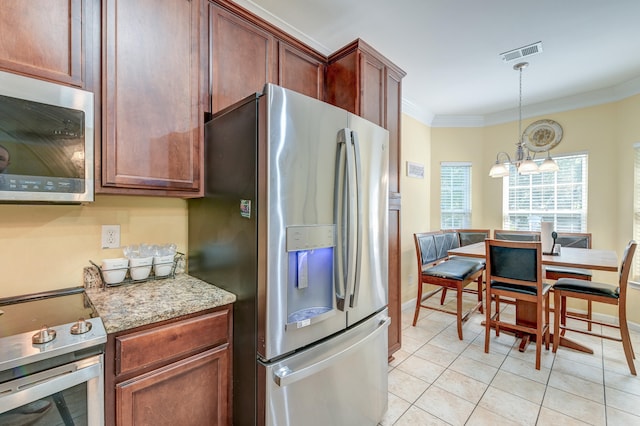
[0,70,94,203]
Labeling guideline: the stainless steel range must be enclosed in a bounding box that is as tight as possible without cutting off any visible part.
[0,287,107,426]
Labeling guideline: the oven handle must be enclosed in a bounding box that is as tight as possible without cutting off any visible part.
[0,354,103,415]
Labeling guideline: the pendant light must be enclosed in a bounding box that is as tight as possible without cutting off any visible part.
[489,62,559,177]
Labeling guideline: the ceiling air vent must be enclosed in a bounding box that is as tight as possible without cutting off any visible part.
[499,41,543,62]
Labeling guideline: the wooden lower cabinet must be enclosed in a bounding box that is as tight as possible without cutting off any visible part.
[105,307,232,425]
[116,347,229,426]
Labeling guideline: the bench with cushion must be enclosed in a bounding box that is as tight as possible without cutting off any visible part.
[412,231,485,339]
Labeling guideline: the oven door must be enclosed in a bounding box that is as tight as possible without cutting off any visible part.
[0,354,104,425]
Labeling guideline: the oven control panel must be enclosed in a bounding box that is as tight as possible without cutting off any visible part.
[0,317,107,372]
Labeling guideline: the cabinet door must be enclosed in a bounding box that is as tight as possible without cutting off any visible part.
[278,41,324,100]
[359,52,385,127]
[101,0,206,195]
[116,347,230,426]
[386,68,403,198]
[0,0,85,86]
[211,3,277,113]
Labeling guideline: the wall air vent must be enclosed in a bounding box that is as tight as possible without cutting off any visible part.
[499,41,543,62]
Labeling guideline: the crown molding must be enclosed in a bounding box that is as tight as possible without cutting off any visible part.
[232,0,332,55]
[401,98,435,126]
[429,75,640,128]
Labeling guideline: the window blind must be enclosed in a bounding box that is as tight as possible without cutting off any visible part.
[441,162,471,229]
[503,153,588,232]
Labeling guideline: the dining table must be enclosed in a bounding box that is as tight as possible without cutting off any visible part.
[448,241,619,353]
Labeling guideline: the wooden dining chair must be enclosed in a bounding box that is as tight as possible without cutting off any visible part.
[553,240,637,375]
[485,239,551,370]
[545,232,594,331]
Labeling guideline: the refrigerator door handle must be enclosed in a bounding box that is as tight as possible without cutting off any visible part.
[272,316,390,387]
[334,128,357,310]
[349,130,363,308]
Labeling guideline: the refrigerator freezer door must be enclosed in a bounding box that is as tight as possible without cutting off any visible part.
[262,85,350,361]
[344,114,389,326]
[262,310,389,426]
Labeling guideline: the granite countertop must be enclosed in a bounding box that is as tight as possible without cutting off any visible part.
[85,274,236,334]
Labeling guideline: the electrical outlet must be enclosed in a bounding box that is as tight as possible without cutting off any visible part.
[101,225,120,249]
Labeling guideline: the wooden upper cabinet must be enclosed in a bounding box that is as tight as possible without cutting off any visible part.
[100,0,207,196]
[210,3,277,113]
[210,0,326,112]
[0,0,87,87]
[278,41,325,100]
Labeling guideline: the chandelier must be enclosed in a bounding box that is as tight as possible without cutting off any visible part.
[489,62,559,178]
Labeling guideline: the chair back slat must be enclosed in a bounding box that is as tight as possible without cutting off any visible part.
[485,239,543,291]
[449,229,490,247]
[489,244,539,282]
[554,232,592,249]
[416,233,437,266]
[494,230,540,242]
[433,232,458,259]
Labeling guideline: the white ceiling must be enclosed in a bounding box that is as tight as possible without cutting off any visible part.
[233,0,640,127]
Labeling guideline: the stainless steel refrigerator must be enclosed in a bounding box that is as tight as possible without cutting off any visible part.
[188,84,389,426]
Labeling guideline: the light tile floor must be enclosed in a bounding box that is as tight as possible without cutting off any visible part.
[382,294,640,425]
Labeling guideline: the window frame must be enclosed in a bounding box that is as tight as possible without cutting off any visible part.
[502,152,588,232]
[440,161,472,229]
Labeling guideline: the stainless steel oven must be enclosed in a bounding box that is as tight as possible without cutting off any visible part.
[0,288,107,426]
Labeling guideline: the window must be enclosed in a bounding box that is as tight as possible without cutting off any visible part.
[503,153,588,232]
[441,162,471,229]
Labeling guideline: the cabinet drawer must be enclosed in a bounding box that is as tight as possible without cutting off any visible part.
[116,310,229,376]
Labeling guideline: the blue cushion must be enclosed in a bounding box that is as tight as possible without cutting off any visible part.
[554,278,619,298]
[423,258,484,281]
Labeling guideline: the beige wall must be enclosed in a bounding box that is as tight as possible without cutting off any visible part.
[430,127,487,229]
[400,115,431,302]
[0,195,187,298]
[403,93,640,322]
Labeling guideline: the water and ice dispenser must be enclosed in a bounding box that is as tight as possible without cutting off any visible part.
[285,225,336,330]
